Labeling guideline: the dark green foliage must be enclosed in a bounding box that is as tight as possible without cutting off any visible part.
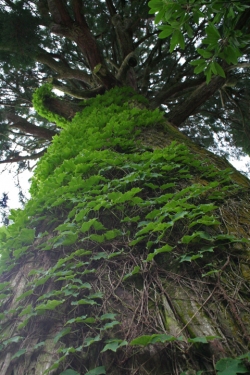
[0,7,40,69]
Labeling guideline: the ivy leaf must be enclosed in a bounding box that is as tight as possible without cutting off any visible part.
[84,335,101,347]
[91,252,108,260]
[101,340,127,353]
[188,337,208,344]
[54,327,71,343]
[11,349,26,359]
[123,266,141,281]
[33,342,45,349]
[100,313,117,320]
[36,299,65,311]
[85,366,106,375]
[101,321,120,331]
[3,336,23,346]
[181,231,212,244]
[16,289,33,301]
[146,244,174,261]
[59,370,80,375]
[53,232,78,247]
[71,299,97,306]
[19,304,33,317]
[215,358,248,375]
[130,334,176,346]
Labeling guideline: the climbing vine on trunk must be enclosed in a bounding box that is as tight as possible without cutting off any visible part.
[0,87,249,375]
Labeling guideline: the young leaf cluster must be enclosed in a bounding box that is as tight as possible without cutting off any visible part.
[149,0,250,82]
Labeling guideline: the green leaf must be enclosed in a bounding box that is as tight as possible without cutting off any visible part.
[202,269,219,277]
[130,334,176,346]
[33,342,45,349]
[84,335,101,347]
[59,370,80,375]
[54,327,71,343]
[16,289,33,301]
[206,23,220,40]
[3,336,23,346]
[197,48,213,59]
[101,321,120,331]
[188,337,208,344]
[158,26,173,39]
[71,299,97,306]
[91,252,108,260]
[238,352,250,361]
[85,366,106,375]
[180,254,202,262]
[215,358,248,375]
[194,62,207,74]
[11,349,26,359]
[170,30,185,52]
[190,58,206,66]
[100,313,117,320]
[89,234,105,243]
[181,231,212,244]
[123,265,141,281]
[101,340,127,353]
[213,62,226,78]
[146,244,174,261]
[19,304,33,317]
[36,299,65,311]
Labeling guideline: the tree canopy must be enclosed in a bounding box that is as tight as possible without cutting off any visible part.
[0,0,249,168]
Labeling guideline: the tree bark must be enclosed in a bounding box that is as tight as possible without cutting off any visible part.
[48,0,119,89]
[0,149,46,164]
[5,112,57,140]
[36,48,93,86]
[168,75,226,126]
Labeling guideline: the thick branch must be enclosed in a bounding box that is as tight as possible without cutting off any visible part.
[168,75,226,126]
[152,77,205,107]
[47,0,73,26]
[105,0,117,17]
[52,82,105,99]
[0,150,46,164]
[36,48,92,86]
[5,113,57,140]
[43,97,83,120]
[49,0,118,89]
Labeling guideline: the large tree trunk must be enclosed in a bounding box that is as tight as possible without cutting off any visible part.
[0,88,249,375]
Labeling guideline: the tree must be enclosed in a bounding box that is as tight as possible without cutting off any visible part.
[0,1,250,374]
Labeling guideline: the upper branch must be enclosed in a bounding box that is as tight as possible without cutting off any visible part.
[5,113,57,141]
[167,75,226,126]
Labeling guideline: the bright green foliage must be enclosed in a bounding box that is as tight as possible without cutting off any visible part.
[149,0,250,82]
[32,84,69,127]
[0,87,249,373]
